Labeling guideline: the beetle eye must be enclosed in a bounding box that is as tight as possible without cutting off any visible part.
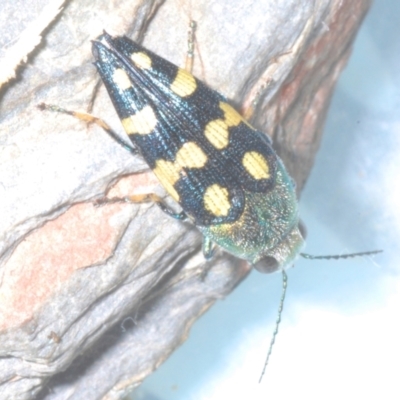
[253,256,279,274]
[298,220,307,239]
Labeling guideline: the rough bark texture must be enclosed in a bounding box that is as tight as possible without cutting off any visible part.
[0,0,371,398]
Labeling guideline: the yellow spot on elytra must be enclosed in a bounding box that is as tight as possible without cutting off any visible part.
[131,52,152,69]
[121,105,157,135]
[170,68,197,97]
[152,159,181,201]
[242,151,270,180]
[203,184,231,217]
[112,68,131,90]
[219,102,242,127]
[204,119,230,149]
[176,142,208,168]
[204,102,248,150]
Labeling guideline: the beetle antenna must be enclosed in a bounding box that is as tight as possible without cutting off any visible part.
[300,249,382,260]
[259,270,287,383]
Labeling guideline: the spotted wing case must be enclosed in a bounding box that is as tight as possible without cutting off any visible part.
[92,33,305,271]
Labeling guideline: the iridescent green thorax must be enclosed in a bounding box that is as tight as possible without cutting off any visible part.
[198,158,305,269]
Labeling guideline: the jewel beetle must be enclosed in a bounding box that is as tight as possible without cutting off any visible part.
[91,31,305,273]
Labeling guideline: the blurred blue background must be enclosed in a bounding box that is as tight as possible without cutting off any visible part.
[132,2,400,399]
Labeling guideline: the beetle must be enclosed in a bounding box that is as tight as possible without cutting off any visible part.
[90,31,305,274]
